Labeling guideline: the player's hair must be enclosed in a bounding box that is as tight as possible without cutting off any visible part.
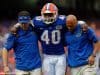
[18,11,30,16]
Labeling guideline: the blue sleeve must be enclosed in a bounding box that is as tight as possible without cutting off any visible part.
[32,17,42,35]
[64,33,68,46]
[32,16,41,28]
[87,27,98,43]
[4,33,16,51]
[63,40,67,47]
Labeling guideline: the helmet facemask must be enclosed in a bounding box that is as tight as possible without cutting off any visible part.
[42,12,57,24]
[41,3,58,24]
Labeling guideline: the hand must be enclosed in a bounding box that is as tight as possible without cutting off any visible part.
[4,66,10,75]
[10,23,20,35]
[88,55,95,66]
[10,27,18,35]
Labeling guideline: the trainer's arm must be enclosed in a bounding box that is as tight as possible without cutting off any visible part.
[92,41,100,57]
[2,34,15,73]
[87,28,99,65]
[2,48,9,67]
[2,48,10,74]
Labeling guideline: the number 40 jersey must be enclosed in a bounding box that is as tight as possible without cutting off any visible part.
[32,15,66,55]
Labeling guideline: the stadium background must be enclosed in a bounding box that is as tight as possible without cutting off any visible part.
[0,0,100,74]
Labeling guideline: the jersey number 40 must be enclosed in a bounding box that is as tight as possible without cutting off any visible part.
[41,30,61,44]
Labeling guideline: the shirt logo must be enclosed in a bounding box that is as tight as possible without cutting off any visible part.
[39,27,43,30]
[76,33,81,37]
[56,25,62,29]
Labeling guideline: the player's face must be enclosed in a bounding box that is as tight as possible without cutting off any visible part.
[21,23,30,30]
[43,13,55,23]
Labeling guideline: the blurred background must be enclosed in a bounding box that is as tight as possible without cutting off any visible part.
[0,0,100,35]
[0,0,100,74]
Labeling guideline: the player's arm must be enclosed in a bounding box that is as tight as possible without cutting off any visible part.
[10,23,21,35]
[10,20,35,35]
[87,28,99,65]
[78,20,88,32]
[2,34,15,74]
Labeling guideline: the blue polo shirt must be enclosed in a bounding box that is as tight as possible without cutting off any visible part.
[65,24,98,67]
[4,26,41,71]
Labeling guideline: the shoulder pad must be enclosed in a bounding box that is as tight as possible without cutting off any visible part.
[35,16,42,21]
[59,15,66,20]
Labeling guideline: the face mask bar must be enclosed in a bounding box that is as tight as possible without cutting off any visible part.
[42,13,56,24]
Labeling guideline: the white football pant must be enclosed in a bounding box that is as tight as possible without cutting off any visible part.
[42,54,66,75]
